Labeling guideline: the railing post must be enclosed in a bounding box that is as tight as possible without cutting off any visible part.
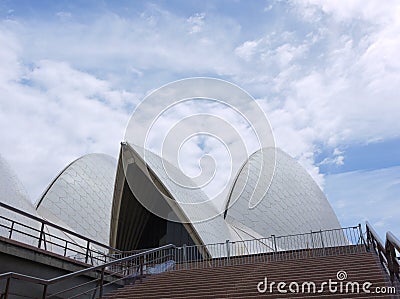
[226,240,230,265]
[183,244,187,269]
[310,231,315,249]
[143,254,147,275]
[38,222,45,249]
[172,247,177,270]
[271,235,277,252]
[85,241,90,264]
[358,223,365,250]
[319,230,325,255]
[4,277,10,299]
[42,285,47,299]
[99,267,105,298]
[387,242,394,283]
[64,240,68,257]
[367,226,375,252]
[8,221,14,239]
[386,240,399,284]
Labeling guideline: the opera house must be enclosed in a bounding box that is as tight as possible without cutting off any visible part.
[1,80,397,298]
[0,141,342,254]
[2,139,398,298]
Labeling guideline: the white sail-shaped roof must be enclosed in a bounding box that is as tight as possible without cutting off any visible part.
[0,155,40,245]
[36,153,116,244]
[225,147,343,248]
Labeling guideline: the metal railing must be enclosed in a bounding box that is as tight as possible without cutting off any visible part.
[171,225,365,270]
[0,225,365,298]
[0,244,176,299]
[0,202,122,266]
[366,221,400,284]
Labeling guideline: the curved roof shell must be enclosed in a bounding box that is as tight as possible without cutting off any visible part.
[0,156,42,246]
[225,147,342,247]
[36,153,117,244]
[0,156,36,214]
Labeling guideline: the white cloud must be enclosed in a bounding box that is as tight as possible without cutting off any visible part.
[294,0,399,24]
[0,1,399,236]
[2,8,242,84]
[0,32,134,200]
[56,11,72,19]
[232,1,400,190]
[235,40,261,61]
[0,24,21,82]
[187,12,206,34]
[264,4,274,12]
[318,155,344,166]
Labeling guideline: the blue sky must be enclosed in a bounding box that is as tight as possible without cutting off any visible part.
[0,0,399,239]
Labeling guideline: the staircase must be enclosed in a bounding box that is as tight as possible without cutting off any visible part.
[1,218,398,298]
[104,249,397,298]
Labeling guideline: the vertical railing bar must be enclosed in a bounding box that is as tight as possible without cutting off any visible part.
[38,222,45,249]
[226,240,230,266]
[293,235,296,259]
[341,228,345,253]
[64,240,68,257]
[358,223,364,251]
[338,229,348,254]
[336,229,340,255]
[249,240,251,264]
[42,284,47,299]
[299,234,302,259]
[356,226,360,252]
[351,227,356,254]
[348,227,352,253]
[292,235,295,258]
[4,277,11,299]
[99,267,105,298]
[310,231,314,251]
[320,230,325,256]
[292,235,295,259]
[183,244,187,270]
[221,243,223,266]
[327,230,332,255]
[251,240,253,264]
[296,235,300,259]
[8,221,14,239]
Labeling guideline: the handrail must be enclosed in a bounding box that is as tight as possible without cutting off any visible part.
[0,202,121,254]
[366,221,388,269]
[0,272,47,285]
[49,244,175,284]
[0,243,175,284]
[366,221,385,251]
[366,221,399,284]
[0,243,176,298]
[178,225,360,249]
[387,231,400,252]
[385,231,400,284]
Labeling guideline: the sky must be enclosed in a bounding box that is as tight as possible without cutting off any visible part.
[0,0,399,239]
